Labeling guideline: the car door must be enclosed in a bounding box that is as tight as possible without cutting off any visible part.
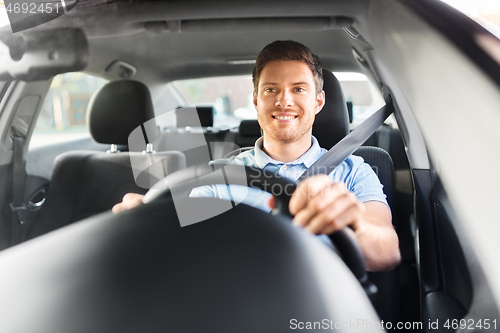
[0,73,110,249]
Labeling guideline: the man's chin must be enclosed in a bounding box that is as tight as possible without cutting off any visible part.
[272,134,301,144]
[264,127,312,144]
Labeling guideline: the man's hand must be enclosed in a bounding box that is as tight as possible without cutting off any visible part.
[268,175,400,271]
[112,193,145,214]
[289,175,364,234]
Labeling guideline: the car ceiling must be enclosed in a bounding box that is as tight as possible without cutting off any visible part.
[11,0,373,83]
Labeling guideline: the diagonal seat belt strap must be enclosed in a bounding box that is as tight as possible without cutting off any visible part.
[299,96,394,181]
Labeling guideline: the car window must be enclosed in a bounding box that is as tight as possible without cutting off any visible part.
[335,72,387,129]
[172,75,254,129]
[29,72,108,148]
[172,72,387,129]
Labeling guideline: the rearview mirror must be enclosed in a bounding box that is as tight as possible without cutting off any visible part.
[0,28,88,81]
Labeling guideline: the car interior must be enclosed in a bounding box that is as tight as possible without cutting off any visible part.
[0,0,499,332]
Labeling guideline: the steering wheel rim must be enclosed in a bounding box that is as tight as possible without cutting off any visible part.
[144,164,295,217]
[144,163,369,283]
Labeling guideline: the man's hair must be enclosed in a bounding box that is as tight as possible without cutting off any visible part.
[252,40,323,94]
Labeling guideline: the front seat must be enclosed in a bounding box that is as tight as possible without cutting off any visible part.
[26,80,186,240]
[316,69,399,324]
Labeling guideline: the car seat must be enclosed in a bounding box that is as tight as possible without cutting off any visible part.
[235,119,261,147]
[25,80,186,240]
[154,106,237,166]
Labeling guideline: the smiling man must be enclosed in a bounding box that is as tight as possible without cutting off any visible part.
[113,40,401,271]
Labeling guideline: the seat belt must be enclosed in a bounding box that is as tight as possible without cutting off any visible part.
[10,135,27,245]
[299,95,394,181]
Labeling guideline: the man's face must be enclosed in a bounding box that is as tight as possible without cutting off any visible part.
[253,60,325,144]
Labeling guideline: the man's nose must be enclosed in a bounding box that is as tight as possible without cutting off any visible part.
[275,90,293,108]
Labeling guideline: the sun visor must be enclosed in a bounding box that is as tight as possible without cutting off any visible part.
[0,28,88,81]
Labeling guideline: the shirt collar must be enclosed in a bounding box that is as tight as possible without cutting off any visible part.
[253,136,324,169]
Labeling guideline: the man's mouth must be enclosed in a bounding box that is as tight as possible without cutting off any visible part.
[273,115,297,120]
[272,114,298,121]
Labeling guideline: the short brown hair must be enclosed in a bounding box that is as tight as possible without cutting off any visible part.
[252,40,323,94]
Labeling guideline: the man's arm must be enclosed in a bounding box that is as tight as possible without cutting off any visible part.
[112,185,217,214]
[286,175,401,272]
[352,201,400,272]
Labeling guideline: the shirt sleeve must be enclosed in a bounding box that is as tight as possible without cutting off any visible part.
[344,156,388,206]
[189,185,217,199]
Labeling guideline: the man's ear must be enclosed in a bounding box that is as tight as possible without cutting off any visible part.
[315,90,325,115]
[253,90,258,110]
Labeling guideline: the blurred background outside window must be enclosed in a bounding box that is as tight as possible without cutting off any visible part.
[30,73,108,148]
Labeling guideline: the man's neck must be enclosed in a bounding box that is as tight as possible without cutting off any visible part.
[261,134,313,163]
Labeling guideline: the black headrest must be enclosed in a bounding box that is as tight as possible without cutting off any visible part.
[312,70,349,149]
[176,106,214,127]
[238,119,261,137]
[87,80,157,145]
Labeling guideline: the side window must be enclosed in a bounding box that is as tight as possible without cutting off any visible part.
[335,72,389,129]
[29,73,108,148]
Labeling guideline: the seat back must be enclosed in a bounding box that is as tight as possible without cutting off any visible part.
[313,70,350,149]
[353,146,395,209]
[155,106,238,167]
[26,80,186,240]
[235,119,261,147]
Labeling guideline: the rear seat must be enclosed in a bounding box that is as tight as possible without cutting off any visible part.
[154,106,238,166]
[26,80,186,239]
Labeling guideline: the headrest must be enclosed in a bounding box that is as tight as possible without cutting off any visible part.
[312,70,349,149]
[238,119,261,137]
[87,80,157,145]
[176,106,214,127]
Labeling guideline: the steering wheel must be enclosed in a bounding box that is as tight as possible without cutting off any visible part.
[143,163,376,296]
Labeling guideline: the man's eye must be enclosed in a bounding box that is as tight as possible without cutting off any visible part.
[294,87,305,92]
[265,88,276,93]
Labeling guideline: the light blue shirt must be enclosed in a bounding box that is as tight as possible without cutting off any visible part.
[191,136,387,246]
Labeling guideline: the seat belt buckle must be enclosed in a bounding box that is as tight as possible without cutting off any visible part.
[10,203,27,224]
